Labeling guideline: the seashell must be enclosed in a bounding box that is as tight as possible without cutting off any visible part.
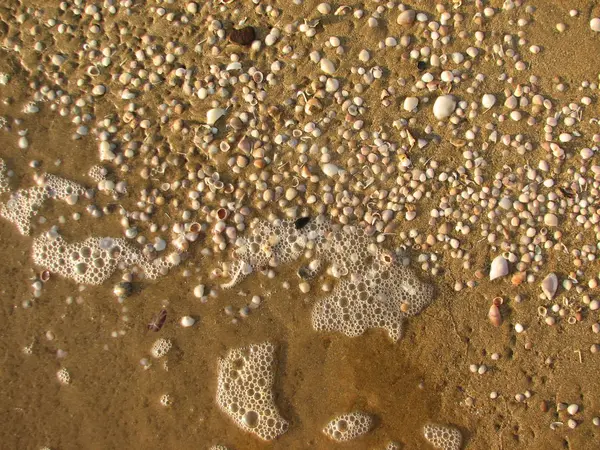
[488,303,502,327]
[489,255,508,281]
[397,9,416,25]
[207,108,226,125]
[482,93,496,109]
[216,208,228,220]
[320,58,336,75]
[511,272,526,285]
[180,316,196,327]
[225,62,242,71]
[40,270,51,282]
[541,273,558,299]
[432,95,456,120]
[229,26,256,46]
[252,71,263,83]
[189,222,201,233]
[304,98,322,115]
[321,163,340,177]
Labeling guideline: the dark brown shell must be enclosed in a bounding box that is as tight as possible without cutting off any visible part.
[229,26,256,46]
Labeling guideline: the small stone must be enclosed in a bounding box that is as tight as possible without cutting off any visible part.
[229,27,256,46]
[433,95,456,119]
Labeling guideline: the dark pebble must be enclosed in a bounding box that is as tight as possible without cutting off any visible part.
[229,26,256,46]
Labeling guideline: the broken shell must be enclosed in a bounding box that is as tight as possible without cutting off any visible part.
[489,303,502,327]
[304,98,322,115]
[492,296,503,307]
[541,273,558,299]
[207,108,226,125]
[489,255,509,281]
[216,208,229,220]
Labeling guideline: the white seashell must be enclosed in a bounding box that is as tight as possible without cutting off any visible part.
[403,96,419,112]
[591,18,600,32]
[397,9,416,25]
[193,284,205,298]
[544,213,558,227]
[320,58,336,74]
[321,163,340,177]
[207,108,226,125]
[541,273,558,299]
[481,94,496,108]
[180,316,196,327]
[225,62,242,71]
[489,255,508,281]
[99,141,115,161]
[432,95,456,119]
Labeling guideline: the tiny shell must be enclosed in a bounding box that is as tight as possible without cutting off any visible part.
[489,304,502,327]
[482,94,496,108]
[180,316,196,327]
[541,273,558,299]
[489,255,508,281]
[320,58,336,75]
[207,108,226,125]
[321,163,340,177]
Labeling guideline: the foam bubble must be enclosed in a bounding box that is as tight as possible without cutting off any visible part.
[0,173,85,235]
[0,158,10,194]
[322,411,373,442]
[423,423,462,450]
[216,342,288,441]
[32,233,174,285]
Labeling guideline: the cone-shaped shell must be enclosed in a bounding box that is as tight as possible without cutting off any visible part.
[488,304,502,327]
[541,273,558,299]
[489,255,508,281]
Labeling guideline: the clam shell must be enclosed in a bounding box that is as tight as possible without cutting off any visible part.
[489,255,508,281]
[207,108,226,125]
[541,273,558,299]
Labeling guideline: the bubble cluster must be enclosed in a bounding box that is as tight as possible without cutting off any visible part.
[0,173,85,235]
[32,233,174,285]
[216,342,288,441]
[88,165,107,182]
[209,446,230,450]
[0,158,10,194]
[312,260,433,341]
[222,216,433,341]
[385,442,400,450]
[322,411,373,442]
[222,216,330,288]
[56,368,70,385]
[423,424,462,450]
[151,338,172,358]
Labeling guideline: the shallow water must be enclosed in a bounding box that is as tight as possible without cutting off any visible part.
[2,0,600,449]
